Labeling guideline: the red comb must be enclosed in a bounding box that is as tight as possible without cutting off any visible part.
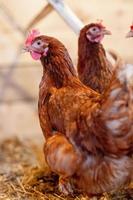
[96,19,105,28]
[25,29,40,46]
[130,23,133,31]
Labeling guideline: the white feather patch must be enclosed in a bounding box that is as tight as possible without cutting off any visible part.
[118,64,133,85]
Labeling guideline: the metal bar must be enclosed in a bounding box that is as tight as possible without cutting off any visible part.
[0,98,36,104]
[0,3,25,35]
[0,4,32,103]
[47,0,84,34]
[0,76,35,103]
[0,63,40,70]
[0,45,23,101]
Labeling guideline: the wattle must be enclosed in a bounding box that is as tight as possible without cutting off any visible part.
[30,51,41,60]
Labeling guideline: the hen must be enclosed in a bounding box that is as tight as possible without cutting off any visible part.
[24,31,133,197]
[77,22,115,93]
[126,23,133,38]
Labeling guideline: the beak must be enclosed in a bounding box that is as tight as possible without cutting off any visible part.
[22,46,30,53]
[22,47,28,53]
[126,30,133,38]
[102,29,112,35]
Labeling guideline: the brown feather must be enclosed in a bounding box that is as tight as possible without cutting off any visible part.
[77,24,113,93]
[29,35,133,196]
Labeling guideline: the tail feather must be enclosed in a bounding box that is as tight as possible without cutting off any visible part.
[107,50,124,70]
[99,61,133,155]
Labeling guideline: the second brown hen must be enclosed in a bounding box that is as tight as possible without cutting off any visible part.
[77,22,115,94]
[24,32,133,197]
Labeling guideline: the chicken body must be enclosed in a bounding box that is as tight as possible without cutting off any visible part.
[77,23,114,93]
[25,35,133,196]
[44,73,133,195]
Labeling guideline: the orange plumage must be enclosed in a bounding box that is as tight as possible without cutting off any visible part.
[24,33,133,197]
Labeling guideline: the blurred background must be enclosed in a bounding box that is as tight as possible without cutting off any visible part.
[0,0,133,141]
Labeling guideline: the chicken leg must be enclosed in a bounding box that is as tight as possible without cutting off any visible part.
[44,133,82,195]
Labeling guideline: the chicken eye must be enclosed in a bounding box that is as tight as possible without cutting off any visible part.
[89,27,99,33]
[36,40,42,46]
[92,28,96,31]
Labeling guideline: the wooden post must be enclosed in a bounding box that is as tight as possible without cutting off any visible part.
[26,4,53,31]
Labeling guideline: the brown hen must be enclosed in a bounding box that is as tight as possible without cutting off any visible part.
[126,23,133,38]
[77,22,114,93]
[24,31,133,197]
